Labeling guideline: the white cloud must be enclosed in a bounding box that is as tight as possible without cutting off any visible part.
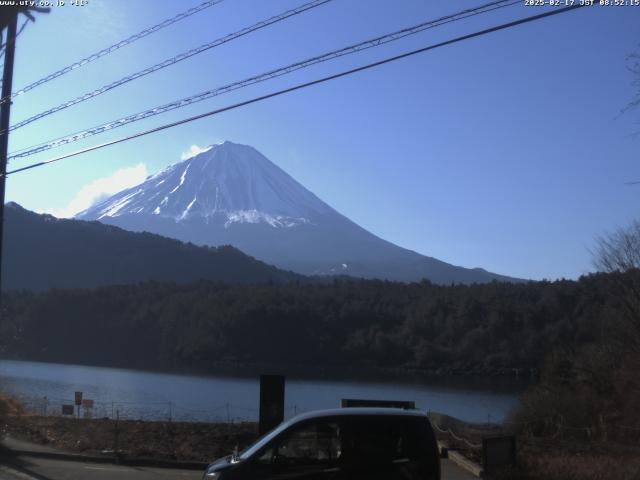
[45,163,148,218]
[181,144,213,160]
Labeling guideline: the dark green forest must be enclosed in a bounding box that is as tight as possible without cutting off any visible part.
[0,270,630,376]
[2,203,302,291]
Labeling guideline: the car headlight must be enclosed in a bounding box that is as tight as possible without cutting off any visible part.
[203,467,219,478]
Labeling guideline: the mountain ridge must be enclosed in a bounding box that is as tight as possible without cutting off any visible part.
[3,202,303,291]
[76,141,523,284]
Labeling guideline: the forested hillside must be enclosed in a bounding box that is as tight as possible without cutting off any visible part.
[2,203,302,290]
[0,271,626,375]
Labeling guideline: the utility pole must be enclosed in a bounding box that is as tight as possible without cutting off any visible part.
[0,11,18,304]
[0,6,48,312]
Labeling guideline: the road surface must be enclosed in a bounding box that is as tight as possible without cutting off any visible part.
[1,456,478,480]
[1,456,201,480]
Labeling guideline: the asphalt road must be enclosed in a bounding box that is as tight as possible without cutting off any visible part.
[441,459,478,480]
[0,457,201,480]
[1,456,477,480]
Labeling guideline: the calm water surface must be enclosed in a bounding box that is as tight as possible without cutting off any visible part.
[0,360,526,424]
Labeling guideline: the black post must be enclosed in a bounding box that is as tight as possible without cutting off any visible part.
[482,435,516,480]
[0,12,18,305]
[259,374,285,435]
[114,409,120,463]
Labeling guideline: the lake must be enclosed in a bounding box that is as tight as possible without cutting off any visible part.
[0,359,526,424]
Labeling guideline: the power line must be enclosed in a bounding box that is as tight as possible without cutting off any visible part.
[8,0,334,132]
[8,0,519,160]
[4,3,587,178]
[0,0,223,105]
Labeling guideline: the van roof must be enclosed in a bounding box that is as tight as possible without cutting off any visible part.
[290,407,426,422]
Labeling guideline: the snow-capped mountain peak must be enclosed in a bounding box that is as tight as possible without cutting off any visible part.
[77,141,331,228]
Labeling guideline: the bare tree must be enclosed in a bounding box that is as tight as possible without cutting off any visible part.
[626,49,640,113]
[594,220,640,272]
[593,221,640,353]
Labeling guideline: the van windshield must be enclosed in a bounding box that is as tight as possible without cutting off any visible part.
[239,418,294,460]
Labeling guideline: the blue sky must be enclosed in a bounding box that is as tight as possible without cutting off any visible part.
[4,0,640,281]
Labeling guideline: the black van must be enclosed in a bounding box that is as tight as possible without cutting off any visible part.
[203,408,441,479]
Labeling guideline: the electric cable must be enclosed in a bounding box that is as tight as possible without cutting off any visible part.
[3,4,586,177]
[0,0,224,104]
[8,0,333,132]
[7,0,519,158]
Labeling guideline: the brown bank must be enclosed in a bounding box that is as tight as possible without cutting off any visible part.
[2,413,258,463]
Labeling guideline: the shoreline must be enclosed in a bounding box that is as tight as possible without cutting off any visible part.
[0,356,535,388]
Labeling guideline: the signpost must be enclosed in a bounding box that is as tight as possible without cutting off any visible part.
[82,398,94,418]
[74,391,83,418]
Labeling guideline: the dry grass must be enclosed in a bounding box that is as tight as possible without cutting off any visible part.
[4,414,258,462]
[0,393,25,417]
[513,441,640,480]
[518,451,640,480]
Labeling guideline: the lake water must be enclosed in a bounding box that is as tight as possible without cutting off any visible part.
[0,360,526,424]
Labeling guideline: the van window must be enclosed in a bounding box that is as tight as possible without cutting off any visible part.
[341,416,426,464]
[258,420,342,467]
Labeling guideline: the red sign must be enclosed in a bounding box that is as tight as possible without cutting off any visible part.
[82,399,94,409]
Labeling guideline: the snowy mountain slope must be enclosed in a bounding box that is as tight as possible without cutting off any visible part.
[77,141,520,284]
[80,142,329,227]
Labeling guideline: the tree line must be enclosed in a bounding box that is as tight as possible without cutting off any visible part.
[0,271,628,376]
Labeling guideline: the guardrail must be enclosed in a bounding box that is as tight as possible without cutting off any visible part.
[428,412,515,480]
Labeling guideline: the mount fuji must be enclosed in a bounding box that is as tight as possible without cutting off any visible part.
[76,141,518,284]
